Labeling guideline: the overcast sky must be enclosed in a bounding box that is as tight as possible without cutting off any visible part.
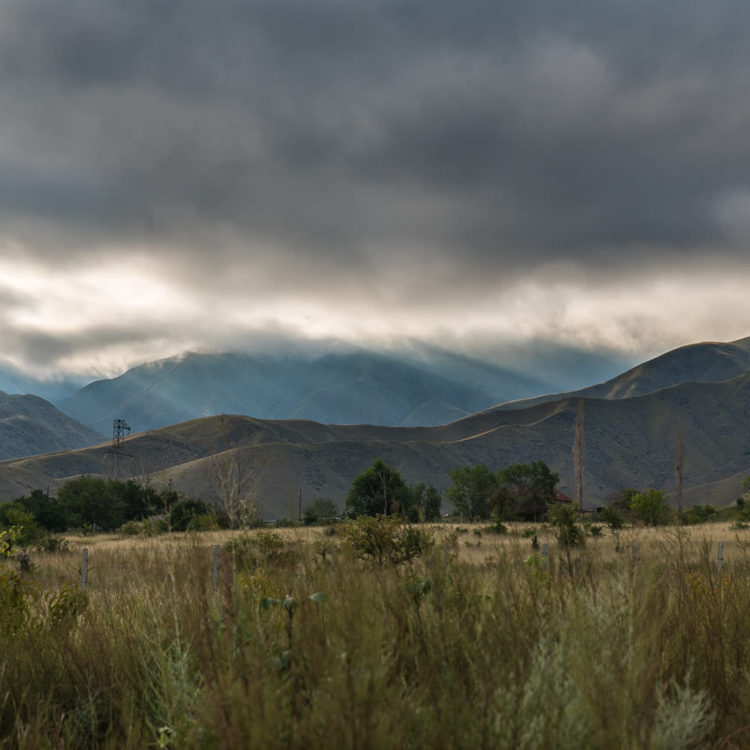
[1,0,750,378]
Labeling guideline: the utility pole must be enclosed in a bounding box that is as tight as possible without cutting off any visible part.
[111,418,131,480]
[675,424,684,523]
[574,399,585,513]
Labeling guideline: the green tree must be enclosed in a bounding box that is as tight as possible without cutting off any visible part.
[630,489,672,526]
[446,465,496,521]
[110,479,159,521]
[406,483,442,522]
[170,499,213,532]
[0,506,42,546]
[57,477,123,530]
[13,489,68,531]
[683,504,717,525]
[345,459,410,517]
[494,461,559,522]
[611,488,639,513]
[303,498,339,525]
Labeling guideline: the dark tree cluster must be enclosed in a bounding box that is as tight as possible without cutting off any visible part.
[344,459,442,522]
[447,460,560,522]
[0,478,188,535]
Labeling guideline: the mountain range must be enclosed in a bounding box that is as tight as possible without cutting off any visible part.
[57,350,555,434]
[2,335,750,515]
[2,336,750,515]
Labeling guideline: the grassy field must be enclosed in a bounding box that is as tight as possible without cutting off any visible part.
[3,522,750,748]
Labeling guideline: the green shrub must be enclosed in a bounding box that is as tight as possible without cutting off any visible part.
[303,498,339,525]
[186,513,220,532]
[630,489,673,526]
[170,499,212,531]
[34,534,70,554]
[482,520,508,535]
[601,505,625,530]
[1,507,42,547]
[683,504,718,525]
[120,520,141,536]
[341,515,433,565]
[224,530,301,571]
[548,503,586,547]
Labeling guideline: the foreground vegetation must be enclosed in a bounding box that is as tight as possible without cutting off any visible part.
[3,521,750,748]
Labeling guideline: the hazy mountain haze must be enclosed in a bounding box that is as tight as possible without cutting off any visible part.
[57,350,553,433]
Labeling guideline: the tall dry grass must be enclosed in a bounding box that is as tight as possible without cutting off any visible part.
[2,523,750,748]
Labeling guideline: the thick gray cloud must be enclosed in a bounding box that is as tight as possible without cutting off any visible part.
[1,0,750,373]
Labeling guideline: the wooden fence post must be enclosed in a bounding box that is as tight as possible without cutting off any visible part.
[81,548,88,591]
[718,542,724,575]
[212,544,221,591]
[632,542,639,565]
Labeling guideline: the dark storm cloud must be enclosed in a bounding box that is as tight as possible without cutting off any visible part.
[2,0,750,284]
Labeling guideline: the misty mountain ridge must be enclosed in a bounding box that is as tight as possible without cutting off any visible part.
[0,364,89,403]
[57,349,558,434]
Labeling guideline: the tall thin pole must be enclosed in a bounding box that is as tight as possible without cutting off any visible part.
[675,425,684,523]
[574,399,585,513]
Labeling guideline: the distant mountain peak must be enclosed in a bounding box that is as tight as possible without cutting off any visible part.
[57,348,556,433]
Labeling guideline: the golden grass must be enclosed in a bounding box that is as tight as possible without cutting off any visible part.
[50,521,750,585]
[5,520,750,747]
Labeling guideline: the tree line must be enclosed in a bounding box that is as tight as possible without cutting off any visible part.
[2,458,749,543]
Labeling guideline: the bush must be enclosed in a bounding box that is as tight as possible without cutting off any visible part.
[120,520,141,536]
[0,506,43,547]
[170,499,212,531]
[601,505,625,531]
[121,517,169,536]
[34,534,70,554]
[683,504,718,525]
[482,519,508,535]
[303,498,339,525]
[630,489,672,526]
[273,518,297,528]
[341,515,434,565]
[224,530,302,571]
[548,503,586,547]
[187,513,220,532]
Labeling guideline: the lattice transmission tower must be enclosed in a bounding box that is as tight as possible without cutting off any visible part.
[111,418,131,479]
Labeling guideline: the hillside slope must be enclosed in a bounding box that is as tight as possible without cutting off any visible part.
[0,391,103,461]
[5,373,750,514]
[489,337,750,412]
